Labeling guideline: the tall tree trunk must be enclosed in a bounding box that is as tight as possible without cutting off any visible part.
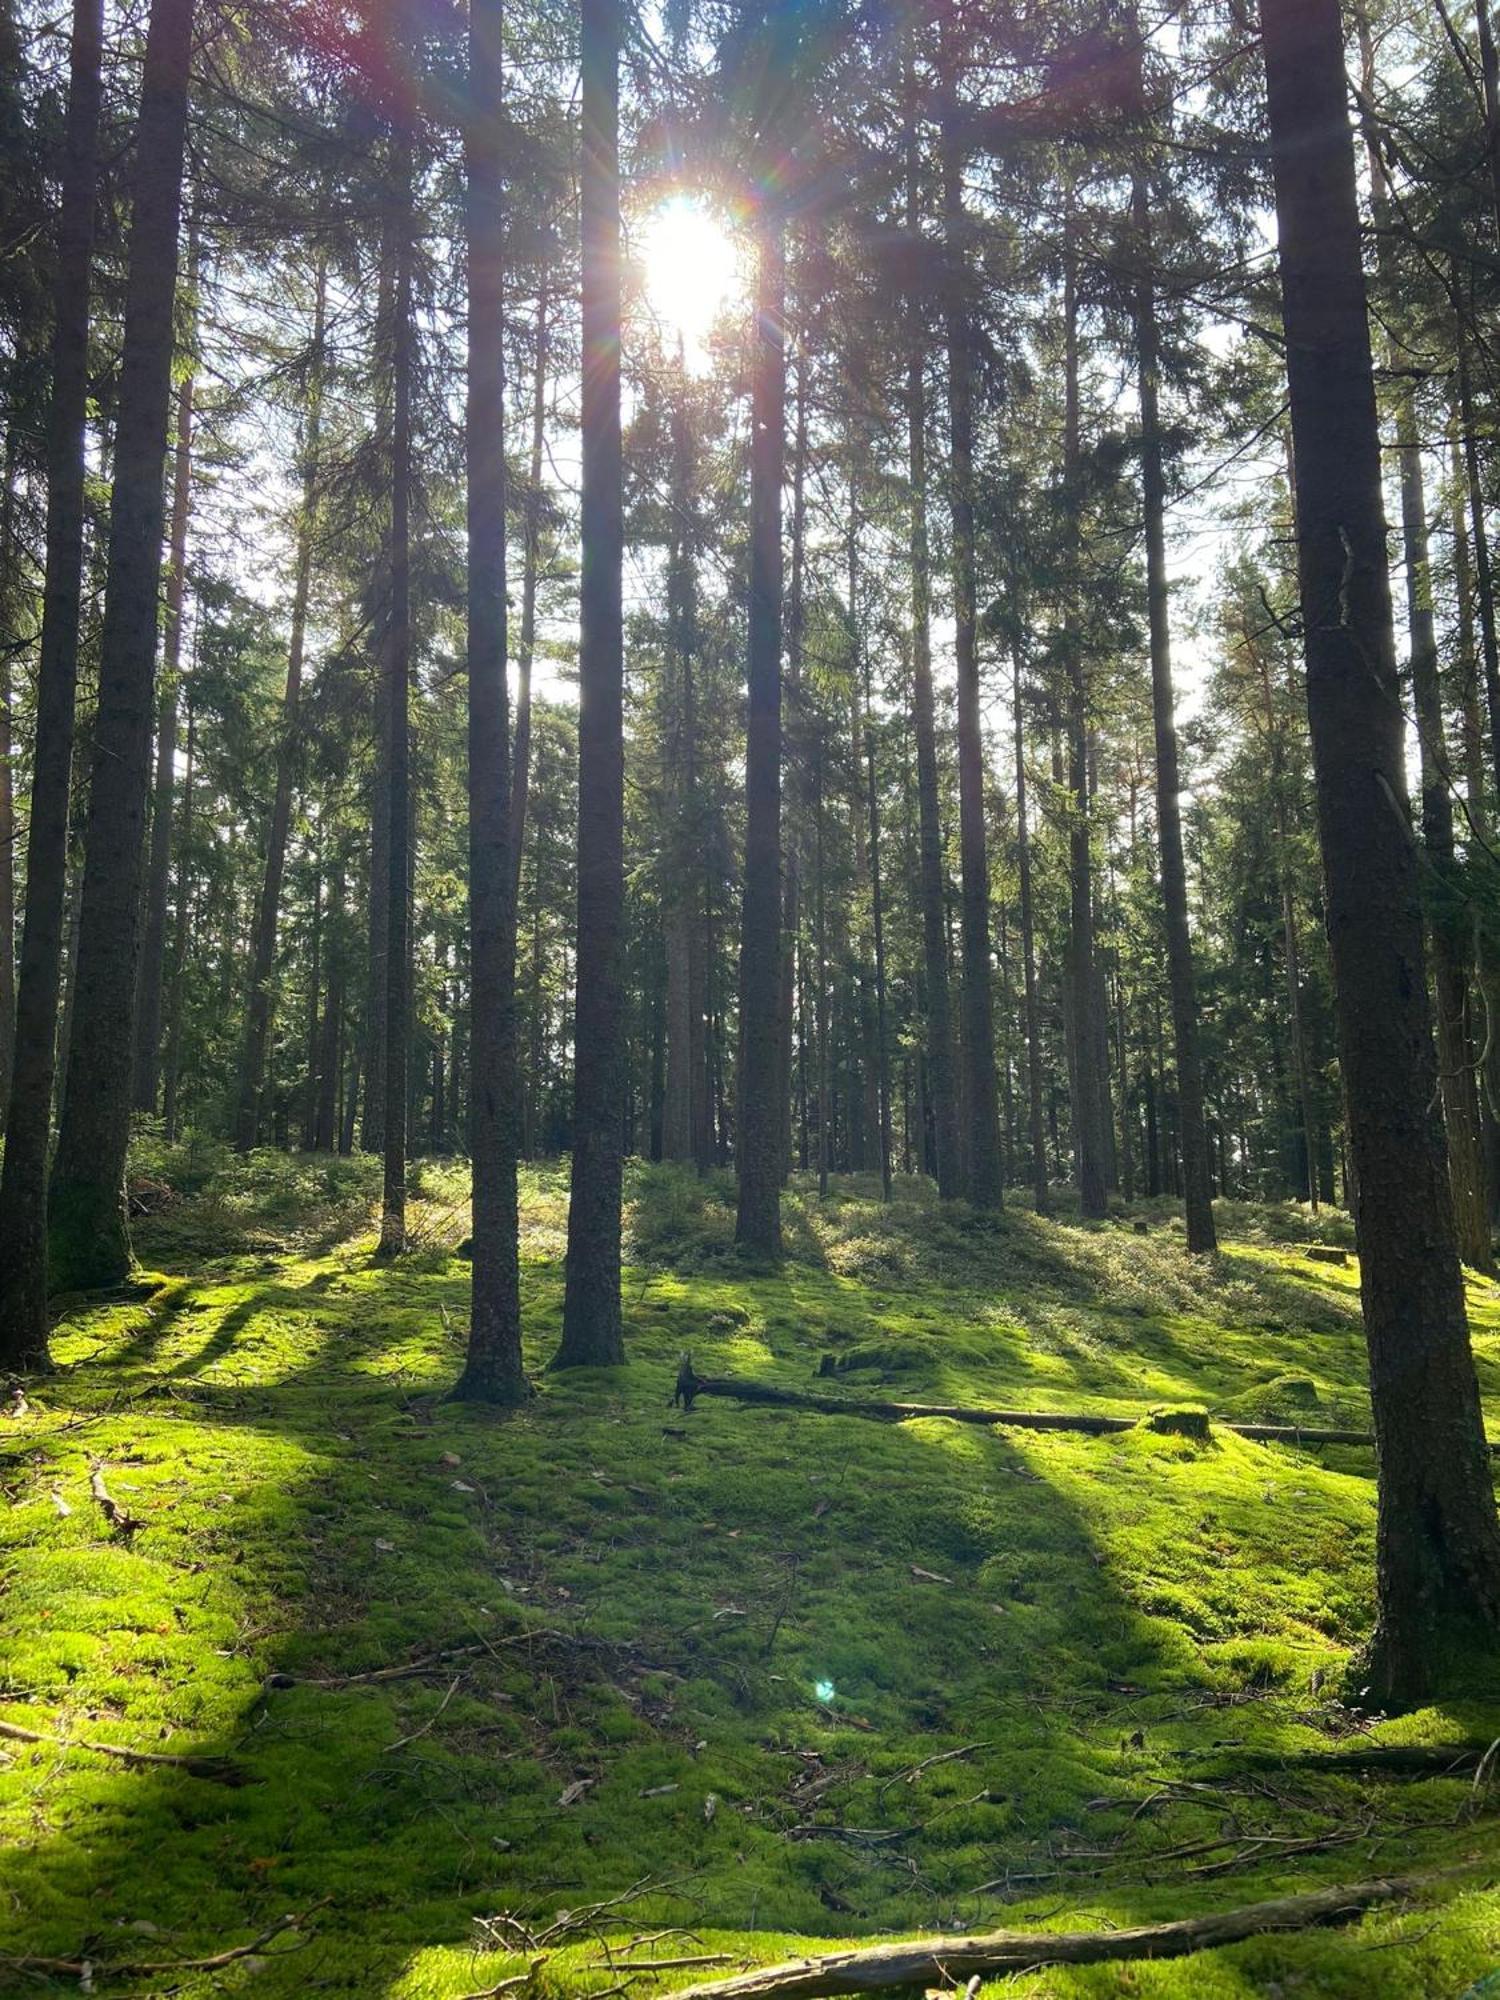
[0,429,18,1133]
[49,0,195,1293]
[906,73,960,1201]
[1358,14,1492,1270]
[940,74,1003,1210]
[778,336,807,1184]
[1013,651,1050,1213]
[160,684,194,1142]
[663,350,701,1166]
[456,0,526,1401]
[376,134,414,1259]
[1062,218,1109,1220]
[315,849,343,1152]
[509,268,549,909]
[1131,166,1215,1251]
[863,656,893,1201]
[556,0,626,1364]
[0,0,103,1365]
[235,259,326,1150]
[734,218,786,1257]
[1260,0,1500,1707]
[133,218,197,1116]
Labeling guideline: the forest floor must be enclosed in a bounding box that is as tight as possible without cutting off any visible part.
[3,1151,1499,1999]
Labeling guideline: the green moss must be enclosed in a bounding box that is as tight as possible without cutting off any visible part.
[0,1157,1496,1997]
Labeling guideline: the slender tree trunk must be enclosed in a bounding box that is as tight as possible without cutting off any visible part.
[1062,220,1108,1220]
[1013,651,1050,1213]
[1261,0,1500,1707]
[376,134,414,1259]
[133,219,198,1115]
[778,338,807,1184]
[0,0,103,1363]
[940,79,1003,1210]
[663,350,701,1167]
[49,0,195,1293]
[509,268,549,910]
[160,684,194,1143]
[1132,167,1215,1251]
[556,0,626,1363]
[0,431,18,1134]
[235,259,326,1150]
[863,656,893,1201]
[815,738,830,1200]
[734,218,786,1257]
[455,0,526,1400]
[315,849,343,1151]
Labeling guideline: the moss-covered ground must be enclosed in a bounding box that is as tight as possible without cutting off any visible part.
[3,1152,1499,1997]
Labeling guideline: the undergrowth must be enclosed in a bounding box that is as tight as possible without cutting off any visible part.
[1,1151,1497,1997]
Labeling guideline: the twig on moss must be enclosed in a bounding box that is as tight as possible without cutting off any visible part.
[0,1716,251,1786]
[87,1458,140,1535]
[0,1898,330,1981]
[384,1674,462,1753]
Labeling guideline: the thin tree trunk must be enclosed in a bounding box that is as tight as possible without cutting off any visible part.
[133,218,197,1116]
[456,0,526,1401]
[1062,217,1108,1221]
[0,0,103,1364]
[863,655,892,1201]
[556,0,627,1364]
[734,218,786,1257]
[235,258,326,1150]
[1261,0,1500,1707]
[778,337,807,1183]
[905,88,960,1199]
[49,0,195,1293]
[376,133,414,1259]
[315,849,343,1151]
[1131,160,1215,1251]
[940,70,1003,1210]
[1013,651,1050,1213]
[509,268,549,910]
[160,683,194,1142]
[0,429,18,1134]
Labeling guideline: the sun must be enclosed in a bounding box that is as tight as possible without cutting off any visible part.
[639,195,742,366]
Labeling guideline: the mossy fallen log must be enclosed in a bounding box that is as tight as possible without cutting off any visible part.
[674,1369,1498,1452]
[667,1867,1469,1999]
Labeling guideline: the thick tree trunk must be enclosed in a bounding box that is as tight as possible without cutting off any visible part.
[1132,170,1215,1252]
[1261,0,1500,1707]
[376,135,414,1259]
[0,433,17,1133]
[454,0,526,1401]
[235,260,325,1151]
[556,0,627,1364]
[49,0,195,1294]
[0,0,102,1363]
[133,221,197,1116]
[733,220,786,1257]
[940,84,1003,1211]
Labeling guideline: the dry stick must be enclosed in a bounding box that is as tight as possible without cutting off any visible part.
[668,1868,1475,2000]
[0,1716,251,1786]
[88,1457,141,1533]
[676,1373,1499,1453]
[383,1673,462,1753]
[0,1898,330,1981]
[264,1628,574,1691]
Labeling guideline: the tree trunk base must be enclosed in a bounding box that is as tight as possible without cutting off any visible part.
[47,1177,132,1294]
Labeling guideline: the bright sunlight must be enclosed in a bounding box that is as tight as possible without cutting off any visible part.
[639,194,742,364]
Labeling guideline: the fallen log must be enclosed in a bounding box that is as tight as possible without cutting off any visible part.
[673,1371,1500,1453]
[669,1867,1471,2000]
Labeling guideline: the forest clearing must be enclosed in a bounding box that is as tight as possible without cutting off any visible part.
[5,0,1500,1992]
[2,1155,1499,1997]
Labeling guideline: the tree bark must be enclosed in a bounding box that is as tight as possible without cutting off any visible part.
[1062,217,1109,1220]
[556,0,626,1364]
[161,682,194,1142]
[376,134,414,1259]
[1012,652,1050,1213]
[0,0,102,1362]
[454,0,526,1402]
[234,259,325,1151]
[1260,0,1500,1707]
[132,219,197,1116]
[49,0,195,1294]
[508,268,549,911]
[940,73,1003,1211]
[1131,166,1215,1251]
[733,220,786,1257]
[314,848,343,1152]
